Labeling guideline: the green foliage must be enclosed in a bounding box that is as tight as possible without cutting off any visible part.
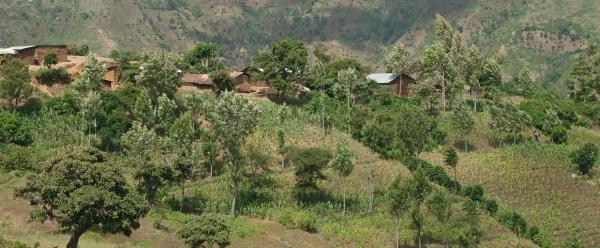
[0,236,31,248]
[567,44,600,102]
[489,104,532,144]
[184,42,225,73]
[15,146,148,248]
[0,144,32,171]
[34,67,69,85]
[444,148,458,169]
[463,185,484,202]
[176,213,231,248]
[255,39,308,82]
[563,234,583,248]
[384,42,410,73]
[0,111,32,146]
[68,44,90,56]
[43,52,59,68]
[289,146,332,204]
[46,91,79,115]
[331,144,355,178]
[570,143,599,175]
[72,55,107,96]
[497,210,528,236]
[210,70,234,92]
[135,54,182,105]
[0,58,33,107]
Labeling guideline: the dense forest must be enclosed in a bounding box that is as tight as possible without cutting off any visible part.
[1,14,600,248]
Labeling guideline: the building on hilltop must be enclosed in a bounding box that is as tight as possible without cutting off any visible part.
[367,73,417,97]
[181,73,214,92]
[0,45,68,65]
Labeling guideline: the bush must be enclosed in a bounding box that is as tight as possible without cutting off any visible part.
[456,226,481,248]
[176,213,231,248]
[277,209,295,229]
[0,145,33,171]
[19,97,44,115]
[571,143,599,175]
[0,111,32,146]
[296,211,318,233]
[46,92,79,115]
[497,210,527,236]
[68,45,90,56]
[563,234,582,248]
[34,68,69,85]
[289,147,332,204]
[551,127,568,144]
[532,232,553,248]
[463,185,484,202]
[481,197,498,215]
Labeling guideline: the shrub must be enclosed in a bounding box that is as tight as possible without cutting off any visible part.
[19,97,44,115]
[456,226,481,248]
[289,147,332,204]
[176,213,231,248]
[497,210,527,236]
[550,127,568,144]
[68,45,90,56]
[0,145,33,171]
[532,232,553,248]
[296,211,318,233]
[563,234,582,248]
[277,209,295,229]
[463,185,484,202]
[571,143,599,175]
[46,92,79,115]
[526,225,539,240]
[0,111,32,146]
[34,68,69,85]
[481,197,498,215]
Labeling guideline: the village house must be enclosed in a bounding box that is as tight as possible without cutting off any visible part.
[0,45,68,65]
[241,66,267,87]
[367,73,417,97]
[181,73,214,92]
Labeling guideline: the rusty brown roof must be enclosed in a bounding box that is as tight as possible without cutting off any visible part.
[182,73,213,86]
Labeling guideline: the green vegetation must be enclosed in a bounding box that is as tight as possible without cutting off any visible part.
[2,10,600,248]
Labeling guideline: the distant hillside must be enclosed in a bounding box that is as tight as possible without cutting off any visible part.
[1,0,599,85]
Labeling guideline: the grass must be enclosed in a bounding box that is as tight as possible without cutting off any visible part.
[422,126,600,247]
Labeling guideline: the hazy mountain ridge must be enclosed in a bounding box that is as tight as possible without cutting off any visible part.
[1,0,599,83]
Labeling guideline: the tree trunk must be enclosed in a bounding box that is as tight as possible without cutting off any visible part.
[368,167,373,212]
[210,162,213,178]
[281,155,285,168]
[454,168,458,193]
[395,217,400,248]
[417,228,422,248]
[464,139,468,153]
[441,74,446,112]
[230,188,237,217]
[342,186,347,216]
[66,227,88,248]
[180,183,185,211]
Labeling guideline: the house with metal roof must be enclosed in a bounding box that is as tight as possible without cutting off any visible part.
[0,45,68,65]
[366,73,417,97]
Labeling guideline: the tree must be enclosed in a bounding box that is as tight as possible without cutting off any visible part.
[444,147,459,192]
[176,213,231,248]
[0,111,32,146]
[489,104,532,146]
[513,67,534,97]
[451,102,475,152]
[277,107,289,168]
[542,109,563,143]
[385,42,410,74]
[72,55,106,96]
[44,52,59,68]
[169,112,199,202]
[206,92,260,216]
[0,59,33,108]
[289,147,333,204]
[331,143,355,215]
[567,44,600,102]
[394,104,438,156]
[464,46,482,105]
[121,122,173,206]
[426,190,453,248]
[201,130,220,178]
[254,39,308,82]
[15,147,148,248]
[210,70,234,92]
[571,143,599,175]
[407,168,431,248]
[135,54,182,111]
[184,43,225,73]
[421,15,463,111]
[387,176,412,248]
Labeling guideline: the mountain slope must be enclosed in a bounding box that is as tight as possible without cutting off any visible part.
[1,0,599,84]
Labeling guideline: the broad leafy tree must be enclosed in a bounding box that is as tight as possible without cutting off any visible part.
[385,42,410,74]
[206,92,260,216]
[387,176,412,248]
[571,143,599,175]
[44,52,59,68]
[444,147,459,192]
[184,42,225,73]
[176,213,231,248]
[210,70,234,92]
[16,147,148,248]
[0,59,33,108]
[0,111,32,146]
[255,39,308,82]
[289,146,333,204]
[135,54,182,111]
[567,44,600,102]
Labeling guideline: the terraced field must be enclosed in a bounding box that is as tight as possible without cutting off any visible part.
[422,127,600,247]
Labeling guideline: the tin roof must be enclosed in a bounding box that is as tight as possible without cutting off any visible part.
[182,74,213,86]
[367,73,401,84]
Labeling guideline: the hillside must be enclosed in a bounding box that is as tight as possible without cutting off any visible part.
[2,0,599,85]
